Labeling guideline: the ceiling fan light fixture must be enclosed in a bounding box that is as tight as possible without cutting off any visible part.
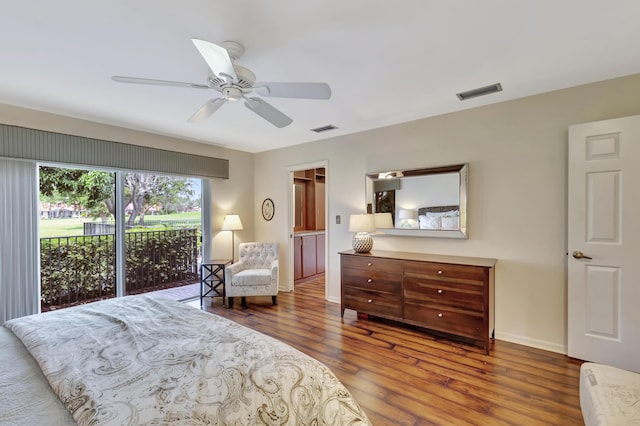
[223,86,243,101]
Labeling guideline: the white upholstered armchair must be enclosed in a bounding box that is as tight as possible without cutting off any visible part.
[225,242,279,307]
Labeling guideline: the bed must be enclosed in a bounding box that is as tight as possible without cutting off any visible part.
[417,205,460,230]
[1,295,371,425]
[580,362,640,425]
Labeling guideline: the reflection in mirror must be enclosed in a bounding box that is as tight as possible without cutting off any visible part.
[365,164,468,239]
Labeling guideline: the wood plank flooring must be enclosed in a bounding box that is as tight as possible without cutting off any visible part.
[200,277,584,425]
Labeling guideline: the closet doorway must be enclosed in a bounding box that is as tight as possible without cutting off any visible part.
[289,162,327,297]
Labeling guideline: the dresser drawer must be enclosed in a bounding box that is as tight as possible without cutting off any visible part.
[342,267,401,295]
[403,276,484,312]
[404,261,487,284]
[342,255,403,273]
[343,287,402,318]
[404,303,484,340]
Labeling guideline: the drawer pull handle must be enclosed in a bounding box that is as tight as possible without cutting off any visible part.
[367,262,372,267]
[437,270,443,275]
[437,289,444,294]
[367,299,373,303]
[367,278,373,283]
[437,313,444,318]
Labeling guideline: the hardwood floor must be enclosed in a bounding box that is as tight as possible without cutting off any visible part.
[200,277,584,425]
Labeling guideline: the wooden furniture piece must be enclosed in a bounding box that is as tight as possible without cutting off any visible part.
[293,232,325,281]
[340,249,497,353]
[293,167,325,232]
[293,167,326,284]
[293,167,326,282]
[200,259,232,306]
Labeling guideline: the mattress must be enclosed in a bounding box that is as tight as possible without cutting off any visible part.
[580,362,640,426]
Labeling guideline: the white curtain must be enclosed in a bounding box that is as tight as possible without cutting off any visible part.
[0,158,39,323]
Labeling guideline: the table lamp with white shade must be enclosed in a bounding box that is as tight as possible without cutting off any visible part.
[374,212,394,229]
[398,208,418,228]
[222,214,243,262]
[348,214,375,253]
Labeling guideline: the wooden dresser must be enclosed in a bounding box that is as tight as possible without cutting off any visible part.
[340,249,497,353]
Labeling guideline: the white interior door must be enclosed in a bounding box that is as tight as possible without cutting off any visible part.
[568,115,640,372]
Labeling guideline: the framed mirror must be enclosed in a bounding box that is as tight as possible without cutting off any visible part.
[365,163,468,239]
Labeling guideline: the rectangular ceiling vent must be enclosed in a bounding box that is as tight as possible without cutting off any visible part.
[311,124,338,133]
[456,83,503,101]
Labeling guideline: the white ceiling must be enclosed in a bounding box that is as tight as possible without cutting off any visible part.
[2,1,640,153]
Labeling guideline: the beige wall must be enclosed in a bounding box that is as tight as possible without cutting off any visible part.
[254,73,640,353]
[3,73,640,354]
[0,103,256,261]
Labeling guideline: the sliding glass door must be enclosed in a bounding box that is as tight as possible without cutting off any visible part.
[123,172,201,298]
[39,166,117,311]
[39,166,204,311]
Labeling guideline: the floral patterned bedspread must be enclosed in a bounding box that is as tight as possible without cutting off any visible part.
[5,295,371,425]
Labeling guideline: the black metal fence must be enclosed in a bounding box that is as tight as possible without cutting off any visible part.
[40,234,116,310]
[125,229,199,294]
[40,228,199,311]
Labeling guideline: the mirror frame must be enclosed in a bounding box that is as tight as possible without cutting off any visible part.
[366,163,468,239]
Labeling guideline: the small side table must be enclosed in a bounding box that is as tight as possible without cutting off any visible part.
[200,259,232,307]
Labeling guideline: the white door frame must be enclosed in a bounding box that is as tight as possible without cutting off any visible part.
[287,160,328,298]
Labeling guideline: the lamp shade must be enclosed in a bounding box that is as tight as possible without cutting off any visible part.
[348,214,375,253]
[374,212,393,229]
[398,209,417,220]
[348,214,375,233]
[221,214,243,231]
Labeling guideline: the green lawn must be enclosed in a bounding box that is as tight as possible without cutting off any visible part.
[40,211,201,238]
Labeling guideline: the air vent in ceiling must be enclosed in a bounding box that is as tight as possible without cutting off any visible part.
[456,83,503,101]
[311,124,338,133]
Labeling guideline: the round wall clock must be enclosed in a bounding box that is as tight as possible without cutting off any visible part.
[261,198,274,221]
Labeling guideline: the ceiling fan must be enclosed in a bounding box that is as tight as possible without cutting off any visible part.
[112,39,331,128]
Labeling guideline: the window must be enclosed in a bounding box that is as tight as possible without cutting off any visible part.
[39,166,204,311]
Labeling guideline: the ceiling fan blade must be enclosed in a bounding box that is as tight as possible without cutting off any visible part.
[187,98,226,123]
[254,82,331,100]
[191,39,238,82]
[111,76,210,89]
[244,97,293,128]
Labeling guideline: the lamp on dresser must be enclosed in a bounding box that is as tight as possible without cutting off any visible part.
[348,214,375,253]
[398,208,417,228]
[221,214,243,262]
[374,212,393,229]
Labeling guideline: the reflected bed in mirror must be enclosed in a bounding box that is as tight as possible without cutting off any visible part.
[366,163,468,239]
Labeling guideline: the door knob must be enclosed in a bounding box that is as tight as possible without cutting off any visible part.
[572,251,592,260]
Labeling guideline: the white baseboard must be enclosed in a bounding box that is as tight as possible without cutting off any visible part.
[321,304,567,355]
[495,331,567,355]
